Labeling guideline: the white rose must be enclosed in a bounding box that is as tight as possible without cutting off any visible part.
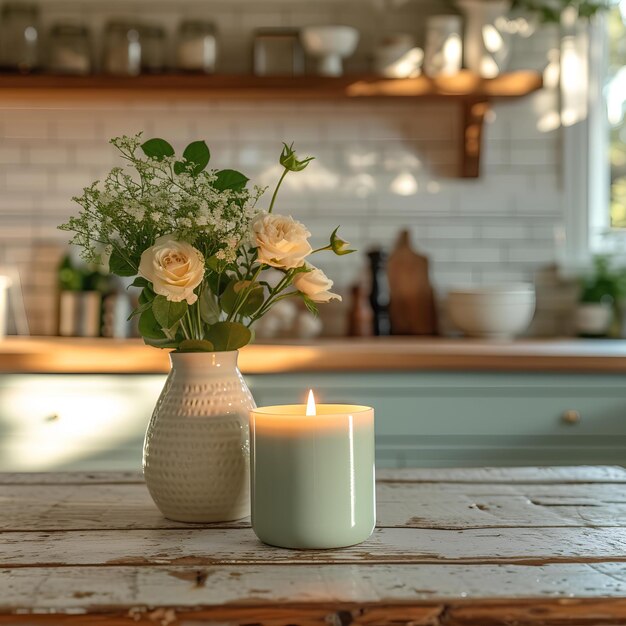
[252,213,312,269]
[138,235,204,305]
[293,265,342,303]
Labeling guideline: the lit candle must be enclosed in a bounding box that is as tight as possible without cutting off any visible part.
[250,391,376,549]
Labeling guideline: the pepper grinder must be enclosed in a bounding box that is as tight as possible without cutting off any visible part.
[367,249,391,336]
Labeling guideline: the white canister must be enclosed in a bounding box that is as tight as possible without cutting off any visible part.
[575,302,613,337]
[423,15,463,76]
[0,276,10,339]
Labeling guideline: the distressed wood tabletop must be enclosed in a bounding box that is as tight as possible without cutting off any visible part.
[1,466,626,626]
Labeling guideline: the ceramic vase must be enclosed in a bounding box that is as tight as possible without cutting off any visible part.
[457,0,511,78]
[143,350,254,522]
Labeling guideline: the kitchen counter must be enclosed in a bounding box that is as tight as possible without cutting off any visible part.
[2,336,626,374]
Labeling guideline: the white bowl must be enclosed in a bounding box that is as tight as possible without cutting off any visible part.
[447,284,536,339]
[300,26,359,76]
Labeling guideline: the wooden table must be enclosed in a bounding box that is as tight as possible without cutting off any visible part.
[1,467,626,625]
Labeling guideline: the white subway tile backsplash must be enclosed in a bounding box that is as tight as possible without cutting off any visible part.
[27,146,71,166]
[452,245,502,263]
[506,243,559,264]
[479,223,529,239]
[3,170,50,193]
[426,224,476,239]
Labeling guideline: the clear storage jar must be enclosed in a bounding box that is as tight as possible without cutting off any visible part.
[0,2,40,73]
[48,24,92,75]
[103,21,142,76]
[176,20,217,73]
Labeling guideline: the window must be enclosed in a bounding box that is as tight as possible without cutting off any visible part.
[581,3,626,257]
[607,4,626,228]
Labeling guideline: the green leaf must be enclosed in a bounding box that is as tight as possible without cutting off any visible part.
[199,288,220,325]
[206,254,227,273]
[127,299,153,321]
[177,339,215,353]
[128,276,150,290]
[138,286,155,306]
[301,294,319,318]
[152,295,188,330]
[213,169,249,192]
[183,141,210,174]
[109,249,137,277]
[205,321,252,351]
[221,280,265,316]
[141,138,174,161]
[138,308,166,339]
[143,336,180,349]
[205,272,227,297]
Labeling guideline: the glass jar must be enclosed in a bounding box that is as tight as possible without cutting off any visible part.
[141,24,166,73]
[102,21,141,76]
[176,20,216,73]
[423,15,463,76]
[48,24,92,75]
[0,2,40,73]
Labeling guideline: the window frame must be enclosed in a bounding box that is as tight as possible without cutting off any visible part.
[565,14,620,266]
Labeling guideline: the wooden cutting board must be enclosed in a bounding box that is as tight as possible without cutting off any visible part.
[387,229,437,335]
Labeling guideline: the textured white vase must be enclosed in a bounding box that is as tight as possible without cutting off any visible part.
[143,351,254,522]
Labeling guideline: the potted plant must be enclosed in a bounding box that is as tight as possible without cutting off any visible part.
[576,255,625,337]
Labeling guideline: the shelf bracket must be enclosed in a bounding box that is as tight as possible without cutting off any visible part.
[460,99,490,178]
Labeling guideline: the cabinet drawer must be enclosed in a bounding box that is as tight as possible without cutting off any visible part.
[0,374,165,471]
[247,372,626,467]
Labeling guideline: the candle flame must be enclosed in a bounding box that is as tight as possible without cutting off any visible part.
[306,389,316,416]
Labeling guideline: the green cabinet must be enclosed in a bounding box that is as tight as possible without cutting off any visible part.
[0,371,624,470]
[247,372,626,468]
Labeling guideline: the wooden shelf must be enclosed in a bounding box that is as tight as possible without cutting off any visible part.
[0,70,543,177]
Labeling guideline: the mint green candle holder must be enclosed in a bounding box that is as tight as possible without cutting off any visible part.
[250,403,376,550]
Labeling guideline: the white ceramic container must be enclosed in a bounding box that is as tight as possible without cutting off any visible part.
[457,0,511,78]
[447,284,536,339]
[575,302,613,337]
[0,276,11,339]
[300,26,359,76]
[143,350,254,522]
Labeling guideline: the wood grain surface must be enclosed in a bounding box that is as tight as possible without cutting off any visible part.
[1,467,625,625]
[5,337,626,374]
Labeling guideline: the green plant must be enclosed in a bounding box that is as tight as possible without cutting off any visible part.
[510,0,616,23]
[59,135,354,352]
[579,255,626,303]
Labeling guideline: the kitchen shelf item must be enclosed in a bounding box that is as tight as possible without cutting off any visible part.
[373,34,422,78]
[253,28,304,77]
[367,248,391,336]
[457,0,511,78]
[0,71,542,178]
[387,229,437,336]
[102,21,142,76]
[176,20,217,73]
[140,24,166,74]
[0,276,10,339]
[447,284,536,338]
[300,25,359,77]
[48,24,92,75]
[423,14,463,76]
[0,2,40,73]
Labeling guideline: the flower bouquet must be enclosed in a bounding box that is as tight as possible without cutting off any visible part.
[60,135,353,351]
[59,135,354,522]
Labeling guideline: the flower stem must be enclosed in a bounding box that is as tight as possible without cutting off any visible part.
[267,167,289,214]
